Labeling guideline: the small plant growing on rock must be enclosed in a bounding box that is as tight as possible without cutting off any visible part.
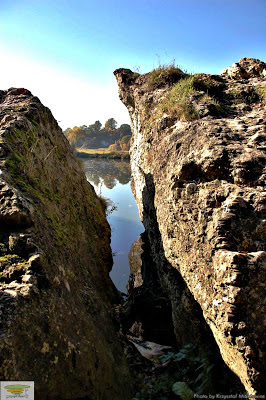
[200,94,225,114]
[255,84,266,102]
[158,76,199,121]
[147,62,185,87]
[132,343,214,400]
[0,254,21,269]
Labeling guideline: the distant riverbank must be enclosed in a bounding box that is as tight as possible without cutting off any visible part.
[76,148,130,159]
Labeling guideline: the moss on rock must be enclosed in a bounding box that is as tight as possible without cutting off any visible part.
[0,87,133,399]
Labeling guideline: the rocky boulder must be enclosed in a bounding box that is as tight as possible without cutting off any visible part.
[0,88,133,399]
[221,58,266,79]
[114,58,266,395]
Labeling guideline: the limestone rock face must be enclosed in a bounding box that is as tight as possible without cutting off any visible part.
[114,58,266,394]
[221,58,266,79]
[0,88,133,399]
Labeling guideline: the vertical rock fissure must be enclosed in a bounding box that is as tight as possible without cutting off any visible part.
[124,171,244,394]
[115,58,265,395]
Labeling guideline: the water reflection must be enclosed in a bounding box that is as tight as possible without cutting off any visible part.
[78,158,143,292]
[81,159,131,189]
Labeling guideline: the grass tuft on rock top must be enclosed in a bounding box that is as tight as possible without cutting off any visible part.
[200,94,226,114]
[146,62,186,87]
[158,76,199,121]
[156,75,226,121]
[255,84,266,102]
[141,73,226,136]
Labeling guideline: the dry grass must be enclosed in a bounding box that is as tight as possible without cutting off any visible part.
[256,84,266,102]
[76,148,129,159]
[146,62,185,87]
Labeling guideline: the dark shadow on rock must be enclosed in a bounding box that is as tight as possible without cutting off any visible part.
[122,172,245,394]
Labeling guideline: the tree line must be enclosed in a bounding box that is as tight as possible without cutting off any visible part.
[64,118,132,151]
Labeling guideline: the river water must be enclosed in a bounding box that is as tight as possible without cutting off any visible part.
[78,158,143,292]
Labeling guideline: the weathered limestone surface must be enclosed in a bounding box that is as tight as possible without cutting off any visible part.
[114,58,266,394]
[0,88,133,399]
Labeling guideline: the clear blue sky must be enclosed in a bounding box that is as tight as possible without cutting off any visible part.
[0,0,265,129]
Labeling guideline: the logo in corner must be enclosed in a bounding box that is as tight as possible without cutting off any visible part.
[1,381,34,399]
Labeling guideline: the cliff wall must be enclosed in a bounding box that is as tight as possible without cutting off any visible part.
[115,58,266,394]
[0,88,133,399]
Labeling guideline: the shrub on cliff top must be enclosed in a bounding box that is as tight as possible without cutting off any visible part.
[147,62,185,87]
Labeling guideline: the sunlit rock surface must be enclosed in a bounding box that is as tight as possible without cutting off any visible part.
[115,58,266,394]
[0,88,133,399]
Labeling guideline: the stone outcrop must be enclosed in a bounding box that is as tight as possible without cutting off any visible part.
[0,88,133,399]
[114,58,266,394]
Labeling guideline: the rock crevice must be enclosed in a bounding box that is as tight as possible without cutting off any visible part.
[115,57,266,394]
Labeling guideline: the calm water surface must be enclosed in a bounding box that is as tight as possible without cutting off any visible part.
[79,158,143,292]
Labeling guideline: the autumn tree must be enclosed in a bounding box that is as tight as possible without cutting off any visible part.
[120,135,131,151]
[64,119,131,150]
[64,126,86,149]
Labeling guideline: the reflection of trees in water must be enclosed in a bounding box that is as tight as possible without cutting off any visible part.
[79,158,131,188]
[103,176,116,189]
[86,173,101,187]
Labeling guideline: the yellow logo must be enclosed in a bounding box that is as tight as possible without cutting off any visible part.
[4,384,30,395]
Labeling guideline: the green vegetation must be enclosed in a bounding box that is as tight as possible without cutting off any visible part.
[158,76,199,121]
[172,382,194,400]
[192,74,226,96]
[255,84,266,102]
[98,195,117,216]
[76,148,130,159]
[3,125,85,250]
[0,254,21,269]
[0,243,8,254]
[146,62,185,87]
[132,344,214,400]
[228,87,261,105]
[64,118,132,152]
[43,187,61,203]
[0,115,114,305]
[46,212,68,247]
[142,73,226,132]
[104,117,117,130]
[133,72,141,79]
[200,94,225,114]
[3,124,45,190]
[109,134,131,151]
[0,252,28,283]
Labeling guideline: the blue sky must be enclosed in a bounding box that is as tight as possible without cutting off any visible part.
[0,0,265,129]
